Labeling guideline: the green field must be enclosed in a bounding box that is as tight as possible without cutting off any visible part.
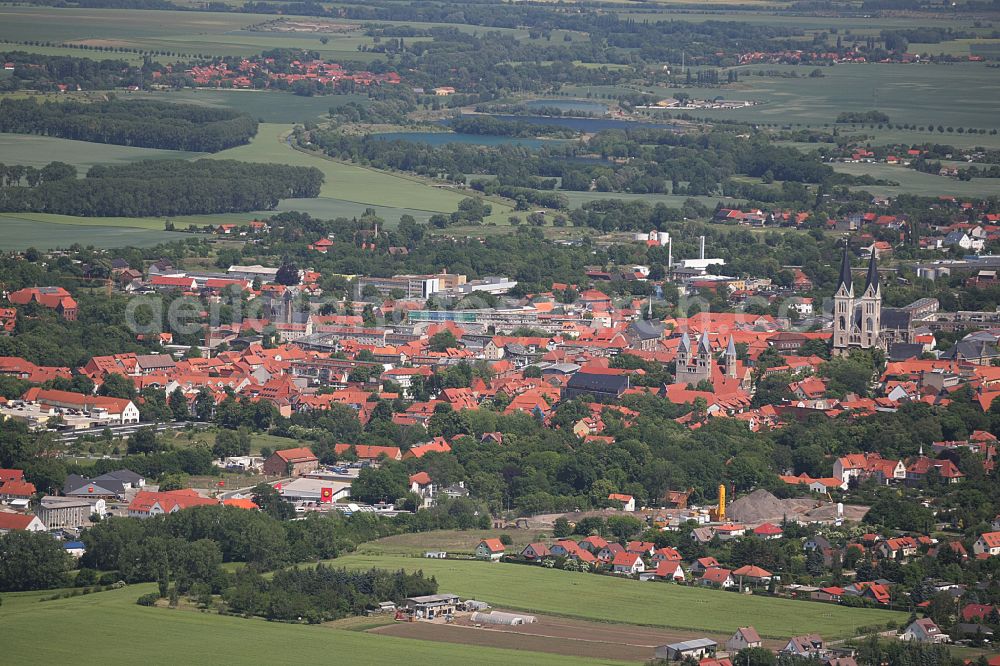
[0,41,146,64]
[576,63,1000,136]
[0,133,206,171]
[332,554,907,640]
[210,123,508,223]
[130,89,369,124]
[0,7,379,60]
[0,214,183,250]
[832,162,996,198]
[0,585,624,666]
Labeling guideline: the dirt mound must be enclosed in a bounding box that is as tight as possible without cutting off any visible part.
[727,489,789,524]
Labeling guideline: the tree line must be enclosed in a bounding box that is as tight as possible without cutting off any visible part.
[0,159,323,217]
[224,565,436,623]
[0,98,258,152]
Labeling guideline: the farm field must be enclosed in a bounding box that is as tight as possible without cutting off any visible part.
[0,585,624,666]
[131,89,368,124]
[0,8,380,61]
[0,133,206,171]
[331,553,908,639]
[372,612,711,662]
[578,63,1000,133]
[210,123,508,223]
[832,162,997,198]
[560,191,736,209]
[0,214,182,250]
[0,41,146,64]
[357,530,547,557]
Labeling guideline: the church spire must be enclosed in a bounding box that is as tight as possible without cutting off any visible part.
[864,248,879,295]
[837,243,853,294]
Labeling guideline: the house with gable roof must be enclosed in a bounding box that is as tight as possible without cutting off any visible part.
[262,447,319,476]
[476,538,506,561]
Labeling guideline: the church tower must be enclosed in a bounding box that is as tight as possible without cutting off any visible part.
[832,245,854,356]
[859,249,881,349]
[724,335,738,379]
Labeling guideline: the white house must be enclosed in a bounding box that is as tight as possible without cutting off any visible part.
[0,512,46,533]
[974,531,1000,557]
[726,626,763,652]
[612,552,646,575]
[902,618,948,643]
[653,559,686,582]
[608,493,636,512]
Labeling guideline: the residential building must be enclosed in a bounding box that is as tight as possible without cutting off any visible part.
[726,627,763,652]
[783,635,824,658]
[612,552,646,575]
[476,538,505,561]
[974,531,1000,557]
[0,512,46,533]
[262,447,320,476]
[901,618,948,643]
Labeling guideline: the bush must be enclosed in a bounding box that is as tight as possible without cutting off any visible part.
[75,568,99,587]
[499,533,513,546]
[136,592,159,607]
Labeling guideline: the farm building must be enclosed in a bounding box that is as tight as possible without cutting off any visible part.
[403,593,460,620]
[655,638,718,660]
[471,611,537,625]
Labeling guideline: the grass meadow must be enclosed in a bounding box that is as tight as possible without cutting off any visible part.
[0,585,624,666]
[331,553,908,639]
[0,133,206,171]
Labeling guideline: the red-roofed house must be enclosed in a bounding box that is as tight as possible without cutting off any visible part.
[403,438,452,459]
[612,551,646,575]
[333,443,402,461]
[699,567,735,589]
[732,565,773,586]
[8,286,77,320]
[476,538,506,561]
[608,493,636,512]
[753,522,783,539]
[127,489,216,518]
[22,387,139,424]
[726,627,763,651]
[0,479,36,500]
[521,542,551,560]
[0,512,46,533]
[962,603,997,622]
[262,447,319,476]
[974,531,1000,557]
[652,559,686,581]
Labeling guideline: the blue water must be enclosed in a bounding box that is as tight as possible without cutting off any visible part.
[372,132,560,149]
[523,98,609,114]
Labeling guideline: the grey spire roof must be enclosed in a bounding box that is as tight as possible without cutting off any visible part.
[679,332,691,353]
[864,248,879,294]
[698,331,711,354]
[837,244,853,293]
[726,336,736,356]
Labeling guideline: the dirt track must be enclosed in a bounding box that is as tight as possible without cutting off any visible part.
[370,611,738,662]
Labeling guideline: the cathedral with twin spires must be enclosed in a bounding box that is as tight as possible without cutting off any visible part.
[832,245,885,356]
